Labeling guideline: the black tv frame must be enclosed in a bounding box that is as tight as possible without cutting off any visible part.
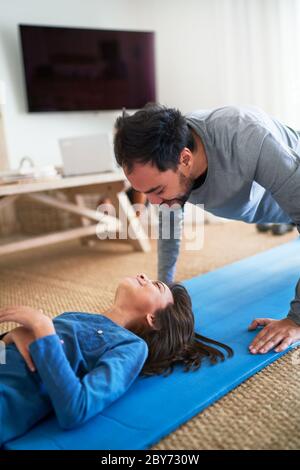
[19,24,156,112]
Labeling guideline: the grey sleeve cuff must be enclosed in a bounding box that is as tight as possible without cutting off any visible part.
[157,205,184,284]
[287,278,300,326]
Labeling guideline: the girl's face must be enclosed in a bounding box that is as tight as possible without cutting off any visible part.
[115,273,174,318]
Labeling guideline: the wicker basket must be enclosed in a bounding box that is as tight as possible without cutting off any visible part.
[15,191,105,235]
[16,192,75,235]
[0,204,20,236]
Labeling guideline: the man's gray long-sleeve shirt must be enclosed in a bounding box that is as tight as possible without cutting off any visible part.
[157,105,300,325]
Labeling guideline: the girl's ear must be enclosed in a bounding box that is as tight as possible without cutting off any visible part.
[146,313,156,329]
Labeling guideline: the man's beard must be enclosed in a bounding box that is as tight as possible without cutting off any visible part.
[168,172,195,207]
[159,172,195,208]
[178,171,195,204]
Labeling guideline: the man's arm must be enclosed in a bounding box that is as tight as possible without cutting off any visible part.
[248,131,300,354]
[253,132,300,324]
[157,205,184,283]
[287,274,300,326]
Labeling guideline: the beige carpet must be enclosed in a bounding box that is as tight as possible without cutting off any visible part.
[0,221,299,449]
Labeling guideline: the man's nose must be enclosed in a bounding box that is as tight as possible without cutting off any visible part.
[147,194,163,204]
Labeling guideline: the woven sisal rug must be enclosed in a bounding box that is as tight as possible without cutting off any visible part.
[0,221,299,449]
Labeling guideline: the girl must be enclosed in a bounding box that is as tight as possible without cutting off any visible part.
[0,273,233,446]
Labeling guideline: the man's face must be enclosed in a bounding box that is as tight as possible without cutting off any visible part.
[124,161,194,207]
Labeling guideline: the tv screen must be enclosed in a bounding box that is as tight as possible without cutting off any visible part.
[19,24,156,112]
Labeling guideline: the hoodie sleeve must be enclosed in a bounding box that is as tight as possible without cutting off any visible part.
[29,334,148,429]
[158,205,184,283]
[253,132,300,325]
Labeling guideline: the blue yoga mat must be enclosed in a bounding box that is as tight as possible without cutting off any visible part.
[4,239,300,450]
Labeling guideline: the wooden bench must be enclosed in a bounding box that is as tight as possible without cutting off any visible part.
[0,172,151,255]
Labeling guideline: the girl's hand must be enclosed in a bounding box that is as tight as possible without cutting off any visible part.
[0,305,48,331]
[3,326,36,372]
[248,317,300,354]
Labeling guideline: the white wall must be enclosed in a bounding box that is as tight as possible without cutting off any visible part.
[1,0,300,169]
[136,0,300,124]
[0,0,143,168]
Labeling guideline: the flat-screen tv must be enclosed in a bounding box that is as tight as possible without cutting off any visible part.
[19,24,156,112]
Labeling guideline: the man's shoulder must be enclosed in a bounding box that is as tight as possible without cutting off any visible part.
[186,105,272,148]
[185,105,268,125]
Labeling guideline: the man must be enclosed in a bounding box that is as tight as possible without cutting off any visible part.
[114,103,300,355]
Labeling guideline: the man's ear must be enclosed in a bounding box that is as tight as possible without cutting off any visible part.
[146,313,156,329]
[179,148,192,168]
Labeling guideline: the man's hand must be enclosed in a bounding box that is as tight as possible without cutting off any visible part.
[3,326,36,372]
[248,317,300,354]
[0,306,54,335]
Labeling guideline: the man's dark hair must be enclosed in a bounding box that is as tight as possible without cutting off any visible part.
[114,103,196,174]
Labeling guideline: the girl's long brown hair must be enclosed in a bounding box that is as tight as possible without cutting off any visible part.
[135,283,234,377]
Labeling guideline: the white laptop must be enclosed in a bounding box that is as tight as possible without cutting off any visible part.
[59,133,119,177]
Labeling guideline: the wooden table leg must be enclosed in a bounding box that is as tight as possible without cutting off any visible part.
[106,184,151,253]
[21,182,151,253]
[69,193,96,247]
